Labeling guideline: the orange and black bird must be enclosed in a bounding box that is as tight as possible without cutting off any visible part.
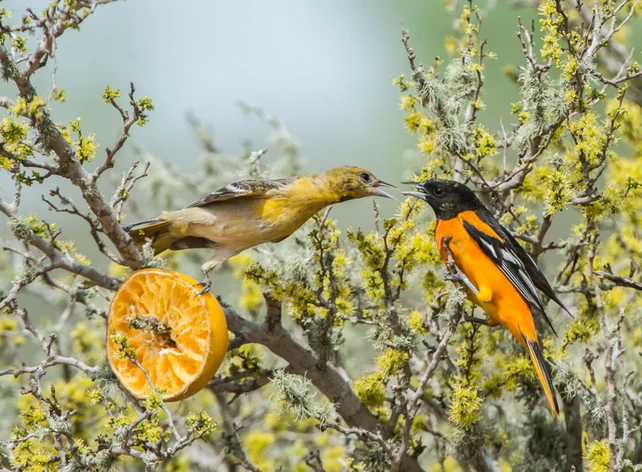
[403,179,571,416]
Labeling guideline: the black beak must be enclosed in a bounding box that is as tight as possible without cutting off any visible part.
[400,181,428,200]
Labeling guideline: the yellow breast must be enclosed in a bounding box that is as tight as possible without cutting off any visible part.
[254,197,328,236]
[256,178,339,228]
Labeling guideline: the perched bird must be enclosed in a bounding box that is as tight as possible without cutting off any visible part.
[402,179,571,416]
[125,166,394,292]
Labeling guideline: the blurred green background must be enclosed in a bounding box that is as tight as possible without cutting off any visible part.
[0,0,542,225]
[1,0,640,278]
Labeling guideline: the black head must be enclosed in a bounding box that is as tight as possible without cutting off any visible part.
[401,179,483,220]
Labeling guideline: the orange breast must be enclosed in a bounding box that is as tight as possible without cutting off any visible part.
[435,211,537,345]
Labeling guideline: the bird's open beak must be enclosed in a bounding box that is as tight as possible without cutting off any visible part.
[371,180,396,199]
[400,181,428,201]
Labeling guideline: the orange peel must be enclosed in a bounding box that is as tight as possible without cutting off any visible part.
[107,268,228,401]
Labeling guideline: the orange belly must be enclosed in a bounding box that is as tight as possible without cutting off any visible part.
[435,211,537,345]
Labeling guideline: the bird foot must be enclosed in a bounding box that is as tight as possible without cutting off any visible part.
[464,316,491,326]
[193,269,213,297]
[444,270,479,297]
[444,273,464,283]
[193,279,212,297]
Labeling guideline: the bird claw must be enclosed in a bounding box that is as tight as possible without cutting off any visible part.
[444,266,479,297]
[444,274,463,283]
[193,279,211,297]
[193,268,213,297]
[464,315,491,326]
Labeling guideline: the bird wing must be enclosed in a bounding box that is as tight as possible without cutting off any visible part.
[185,177,296,208]
[459,211,557,335]
[474,209,572,317]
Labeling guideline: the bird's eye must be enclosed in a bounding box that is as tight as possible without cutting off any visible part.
[432,187,445,197]
[360,172,371,182]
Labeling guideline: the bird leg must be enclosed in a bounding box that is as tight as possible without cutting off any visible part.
[441,236,480,297]
[444,272,480,296]
[192,248,242,297]
[193,267,212,296]
[464,315,491,326]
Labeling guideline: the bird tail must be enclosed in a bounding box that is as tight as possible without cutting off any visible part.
[127,219,175,254]
[524,336,559,417]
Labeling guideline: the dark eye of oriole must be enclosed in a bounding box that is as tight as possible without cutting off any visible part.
[433,187,444,197]
[360,172,371,182]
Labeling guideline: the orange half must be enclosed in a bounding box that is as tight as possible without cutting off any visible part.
[107,268,228,401]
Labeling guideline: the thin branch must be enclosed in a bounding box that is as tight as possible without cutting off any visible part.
[93,83,150,181]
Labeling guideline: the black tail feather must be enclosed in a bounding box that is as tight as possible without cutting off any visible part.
[524,336,559,416]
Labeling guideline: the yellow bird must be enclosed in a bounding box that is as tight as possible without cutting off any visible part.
[125,166,394,292]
